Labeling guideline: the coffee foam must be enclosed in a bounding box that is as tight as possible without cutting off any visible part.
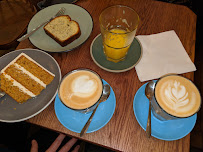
[59,70,103,110]
[164,80,189,109]
[71,75,97,97]
[155,75,201,117]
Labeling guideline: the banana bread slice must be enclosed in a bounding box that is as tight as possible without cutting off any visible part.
[44,15,81,47]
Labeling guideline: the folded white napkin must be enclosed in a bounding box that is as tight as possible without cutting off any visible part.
[135,30,196,82]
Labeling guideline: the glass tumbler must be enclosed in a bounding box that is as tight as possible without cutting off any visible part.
[99,5,139,63]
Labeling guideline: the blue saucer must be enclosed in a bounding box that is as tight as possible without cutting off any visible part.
[54,80,116,133]
[133,82,197,141]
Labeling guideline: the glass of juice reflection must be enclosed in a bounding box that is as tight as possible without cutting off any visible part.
[99,5,139,63]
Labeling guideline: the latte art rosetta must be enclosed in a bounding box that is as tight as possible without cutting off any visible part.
[155,75,201,117]
[165,81,189,109]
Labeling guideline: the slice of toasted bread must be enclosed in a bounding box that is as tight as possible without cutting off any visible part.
[44,15,81,47]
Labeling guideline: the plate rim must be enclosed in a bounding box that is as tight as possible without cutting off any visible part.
[133,82,197,141]
[28,3,93,53]
[0,48,62,123]
[90,34,143,73]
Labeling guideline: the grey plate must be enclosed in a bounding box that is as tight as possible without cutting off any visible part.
[28,4,93,52]
[0,49,61,122]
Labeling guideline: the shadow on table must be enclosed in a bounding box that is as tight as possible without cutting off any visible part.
[0,122,114,152]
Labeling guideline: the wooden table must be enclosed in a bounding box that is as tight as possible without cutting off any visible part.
[16,0,196,151]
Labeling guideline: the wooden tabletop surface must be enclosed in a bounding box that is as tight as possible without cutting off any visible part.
[16,0,197,151]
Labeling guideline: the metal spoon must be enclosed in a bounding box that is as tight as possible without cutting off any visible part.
[0,90,5,98]
[0,81,6,98]
[145,81,155,138]
[80,84,111,137]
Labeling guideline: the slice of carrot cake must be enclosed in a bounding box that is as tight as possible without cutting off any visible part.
[0,53,55,103]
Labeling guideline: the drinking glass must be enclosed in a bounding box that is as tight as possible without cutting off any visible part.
[99,5,139,63]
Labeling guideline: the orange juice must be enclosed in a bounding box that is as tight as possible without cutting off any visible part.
[103,28,130,63]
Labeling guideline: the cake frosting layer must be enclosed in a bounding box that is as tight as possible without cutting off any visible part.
[0,73,33,102]
[0,53,55,103]
[4,64,45,95]
[21,53,55,77]
[13,63,46,88]
[3,73,36,97]
[15,54,55,85]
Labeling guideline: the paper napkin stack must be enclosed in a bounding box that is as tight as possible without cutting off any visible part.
[135,30,196,82]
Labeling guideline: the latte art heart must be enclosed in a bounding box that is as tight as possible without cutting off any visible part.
[72,75,97,97]
[59,70,103,110]
[165,81,189,109]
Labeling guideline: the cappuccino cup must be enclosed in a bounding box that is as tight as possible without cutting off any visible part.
[58,69,103,113]
[151,75,201,121]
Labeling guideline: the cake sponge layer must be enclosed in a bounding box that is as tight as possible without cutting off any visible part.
[4,64,45,95]
[15,55,55,85]
[0,74,33,103]
[0,53,55,103]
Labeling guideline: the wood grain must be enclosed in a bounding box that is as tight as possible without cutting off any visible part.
[16,0,196,151]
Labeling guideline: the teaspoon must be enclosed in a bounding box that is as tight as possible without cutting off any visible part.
[0,90,5,98]
[80,84,111,137]
[145,81,155,138]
